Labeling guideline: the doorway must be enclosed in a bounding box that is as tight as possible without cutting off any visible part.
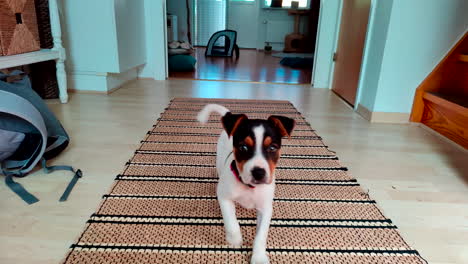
[166,0,318,85]
[331,0,372,105]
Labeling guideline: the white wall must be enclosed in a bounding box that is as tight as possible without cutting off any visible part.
[357,0,468,113]
[356,0,393,110]
[311,0,341,88]
[139,0,167,80]
[257,8,303,51]
[63,0,148,91]
[63,0,120,73]
[167,0,191,42]
[64,0,146,74]
[228,1,259,48]
[115,0,146,72]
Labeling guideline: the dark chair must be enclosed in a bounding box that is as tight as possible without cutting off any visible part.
[205,30,240,58]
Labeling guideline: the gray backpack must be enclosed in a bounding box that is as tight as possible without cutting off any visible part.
[0,71,82,204]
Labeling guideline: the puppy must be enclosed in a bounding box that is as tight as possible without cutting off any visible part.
[197,104,295,264]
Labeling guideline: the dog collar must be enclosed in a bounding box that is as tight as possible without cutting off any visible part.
[230,160,255,189]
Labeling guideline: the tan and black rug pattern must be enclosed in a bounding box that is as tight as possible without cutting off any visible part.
[62,98,426,263]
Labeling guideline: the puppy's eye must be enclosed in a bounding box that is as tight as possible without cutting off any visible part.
[239,144,249,152]
[267,145,278,152]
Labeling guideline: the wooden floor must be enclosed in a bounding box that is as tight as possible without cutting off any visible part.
[1,79,467,264]
[169,47,313,84]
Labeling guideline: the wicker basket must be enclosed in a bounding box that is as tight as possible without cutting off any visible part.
[0,0,40,56]
[35,0,53,49]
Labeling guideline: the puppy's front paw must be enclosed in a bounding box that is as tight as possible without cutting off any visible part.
[226,230,243,247]
[251,251,269,264]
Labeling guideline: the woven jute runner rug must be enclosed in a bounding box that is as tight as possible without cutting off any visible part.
[62,98,425,263]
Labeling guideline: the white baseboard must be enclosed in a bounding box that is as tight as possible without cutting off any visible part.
[107,68,138,92]
[356,104,373,121]
[356,104,410,123]
[67,68,138,93]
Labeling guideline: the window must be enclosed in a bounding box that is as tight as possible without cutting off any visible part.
[265,0,309,8]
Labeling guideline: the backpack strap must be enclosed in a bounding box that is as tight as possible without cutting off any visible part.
[40,158,82,202]
[2,142,43,204]
[4,173,40,204]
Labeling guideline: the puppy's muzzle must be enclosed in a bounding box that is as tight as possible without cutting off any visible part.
[251,167,267,183]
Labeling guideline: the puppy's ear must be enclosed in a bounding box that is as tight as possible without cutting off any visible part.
[268,115,295,138]
[222,112,247,136]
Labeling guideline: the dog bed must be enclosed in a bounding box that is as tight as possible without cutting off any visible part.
[280,57,314,68]
[168,54,196,72]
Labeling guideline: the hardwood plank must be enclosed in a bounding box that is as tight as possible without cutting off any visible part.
[0,79,467,264]
[421,98,468,149]
[168,48,312,84]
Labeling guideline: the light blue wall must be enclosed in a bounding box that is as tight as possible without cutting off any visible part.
[256,8,308,51]
[63,0,120,73]
[139,0,167,80]
[167,0,192,42]
[63,0,150,91]
[356,0,394,111]
[63,0,147,74]
[115,0,147,72]
[360,0,468,113]
[312,0,341,88]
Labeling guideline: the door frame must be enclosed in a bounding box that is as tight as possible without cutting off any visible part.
[311,0,343,89]
[161,0,319,84]
[312,0,377,110]
[330,0,372,106]
[353,0,377,110]
[158,0,376,92]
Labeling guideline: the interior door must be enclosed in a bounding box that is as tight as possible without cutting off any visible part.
[331,0,371,105]
[227,0,258,48]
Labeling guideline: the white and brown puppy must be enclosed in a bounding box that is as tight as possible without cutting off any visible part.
[197,104,295,264]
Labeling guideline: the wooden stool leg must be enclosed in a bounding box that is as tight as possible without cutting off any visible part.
[49,0,68,103]
[56,58,68,103]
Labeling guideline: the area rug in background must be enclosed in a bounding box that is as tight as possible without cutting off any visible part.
[61,98,426,263]
[280,57,314,68]
[272,52,314,58]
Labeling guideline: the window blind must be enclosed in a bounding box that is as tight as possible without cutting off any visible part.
[193,0,227,46]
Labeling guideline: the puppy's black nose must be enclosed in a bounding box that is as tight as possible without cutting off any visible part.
[251,167,266,181]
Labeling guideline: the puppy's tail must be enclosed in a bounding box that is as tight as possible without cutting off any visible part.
[197,104,230,123]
